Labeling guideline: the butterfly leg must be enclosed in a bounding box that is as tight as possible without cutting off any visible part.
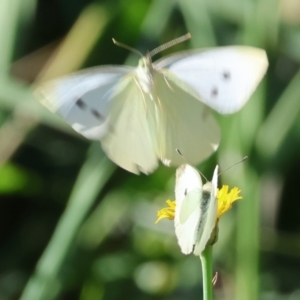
[162,76,175,92]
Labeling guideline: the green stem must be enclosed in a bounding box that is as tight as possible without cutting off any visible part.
[200,246,213,300]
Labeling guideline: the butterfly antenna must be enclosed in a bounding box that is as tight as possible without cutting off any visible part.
[148,33,191,58]
[176,148,192,164]
[176,148,209,182]
[112,38,143,58]
[218,156,248,176]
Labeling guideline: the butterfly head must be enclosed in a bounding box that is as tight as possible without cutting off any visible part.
[138,55,153,71]
[202,181,212,193]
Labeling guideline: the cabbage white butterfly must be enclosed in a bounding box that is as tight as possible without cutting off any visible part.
[36,34,268,174]
[175,164,218,255]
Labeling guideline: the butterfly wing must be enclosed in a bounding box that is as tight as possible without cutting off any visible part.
[175,164,203,254]
[101,75,159,174]
[37,66,158,174]
[154,47,268,114]
[193,165,219,255]
[35,66,133,140]
[153,72,220,167]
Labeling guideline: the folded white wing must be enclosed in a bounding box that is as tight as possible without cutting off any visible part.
[193,165,218,255]
[175,165,219,255]
[175,164,202,254]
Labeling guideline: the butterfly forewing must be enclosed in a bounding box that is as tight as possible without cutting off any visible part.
[36,66,133,140]
[155,46,268,114]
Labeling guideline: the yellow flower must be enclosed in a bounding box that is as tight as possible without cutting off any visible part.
[217,185,242,218]
[155,185,242,223]
[155,200,176,223]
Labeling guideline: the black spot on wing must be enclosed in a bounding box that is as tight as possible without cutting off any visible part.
[211,87,218,97]
[184,189,188,196]
[76,98,105,121]
[76,99,87,110]
[91,109,104,120]
[222,71,231,80]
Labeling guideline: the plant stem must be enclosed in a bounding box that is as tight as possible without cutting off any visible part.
[200,246,213,300]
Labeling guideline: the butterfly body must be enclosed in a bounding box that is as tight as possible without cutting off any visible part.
[36,43,268,174]
[135,55,155,94]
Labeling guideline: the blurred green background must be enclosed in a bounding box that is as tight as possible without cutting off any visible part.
[1,0,300,299]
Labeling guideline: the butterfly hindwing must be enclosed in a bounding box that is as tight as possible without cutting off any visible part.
[153,72,220,167]
[179,189,202,224]
[101,75,159,174]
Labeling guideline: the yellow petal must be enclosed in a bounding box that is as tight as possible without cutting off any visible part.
[217,185,242,218]
[155,200,176,223]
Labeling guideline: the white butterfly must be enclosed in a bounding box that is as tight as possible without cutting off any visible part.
[36,35,268,174]
[174,164,219,255]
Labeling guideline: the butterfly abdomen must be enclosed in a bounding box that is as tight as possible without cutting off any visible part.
[197,190,211,230]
